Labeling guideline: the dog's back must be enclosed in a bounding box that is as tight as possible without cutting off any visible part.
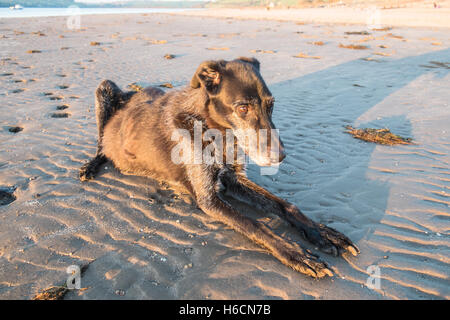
[101,86,191,186]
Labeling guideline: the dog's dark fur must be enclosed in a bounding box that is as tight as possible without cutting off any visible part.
[80,57,359,278]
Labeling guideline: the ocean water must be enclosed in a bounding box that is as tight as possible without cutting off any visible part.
[0,7,197,18]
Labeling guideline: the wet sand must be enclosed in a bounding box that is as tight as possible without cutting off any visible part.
[0,12,449,299]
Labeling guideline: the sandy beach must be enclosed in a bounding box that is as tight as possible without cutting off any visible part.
[0,8,449,300]
[173,3,450,28]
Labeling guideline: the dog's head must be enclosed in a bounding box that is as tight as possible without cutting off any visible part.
[191,57,285,166]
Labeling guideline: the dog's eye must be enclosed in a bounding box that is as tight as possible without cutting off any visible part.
[238,105,249,114]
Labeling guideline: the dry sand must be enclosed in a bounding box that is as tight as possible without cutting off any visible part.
[0,10,449,300]
[173,2,450,28]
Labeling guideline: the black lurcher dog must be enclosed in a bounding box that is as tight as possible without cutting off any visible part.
[79,57,359,278]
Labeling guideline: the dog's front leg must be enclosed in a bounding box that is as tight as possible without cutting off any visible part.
[185,165,333,278]
[222,173,359,257]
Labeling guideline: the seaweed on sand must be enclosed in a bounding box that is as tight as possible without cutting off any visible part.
[128,82,144,92]
[33,264,90,300]
[345,126,413,145]
[339,43,369,50]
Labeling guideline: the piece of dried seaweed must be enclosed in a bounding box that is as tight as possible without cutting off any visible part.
[127,82,144,92]
[345,126,413,145]
[33,286,69,300]
[339,43,369,50]
[32,264,90,300]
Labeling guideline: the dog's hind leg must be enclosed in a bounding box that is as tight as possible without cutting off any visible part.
[79,80,123,181]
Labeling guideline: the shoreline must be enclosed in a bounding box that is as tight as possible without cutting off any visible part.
[0,7,200,19]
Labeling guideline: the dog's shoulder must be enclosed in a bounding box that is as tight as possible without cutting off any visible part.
[125,86,165,107]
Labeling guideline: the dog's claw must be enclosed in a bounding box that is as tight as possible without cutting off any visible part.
[347,245,360,256]
[304,223,359,257]
[79,163,95,182]
[79,155,107,182]
[282,249,333,278]
[323,267,334,278]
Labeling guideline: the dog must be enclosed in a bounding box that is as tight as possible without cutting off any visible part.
[79,57,359,278]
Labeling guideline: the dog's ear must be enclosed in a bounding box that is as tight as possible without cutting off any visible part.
[237,57,260,71]
[190,60,225,93]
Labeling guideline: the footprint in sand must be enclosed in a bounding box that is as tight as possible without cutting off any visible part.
[56,74,67,78]
[420,61,450,69]
[26,50,42,54]
[56,104,69,110]
[0,187,16,206]
[250,49,277,54]
[57,85,69,90]
[51,112,70,118]
[1,73,14,77]
[11,88,25,94]
[164,54,176,60]
[7,126,23,133]
[345,31,371,35]
[49,95,63,101]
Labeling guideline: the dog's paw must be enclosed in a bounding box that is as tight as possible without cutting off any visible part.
[303,223,360,257]
[79,162,96,182]
[279,249,333,278]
